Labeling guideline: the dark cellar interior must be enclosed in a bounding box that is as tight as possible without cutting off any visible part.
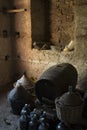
[1,0,87,130]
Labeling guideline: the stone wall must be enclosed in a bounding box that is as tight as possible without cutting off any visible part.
[13,0,76,79]
[31,0,75,51]
[0,1,13,88]
[73,0,87,90]
[15,0,87,91]
[49,0,75,50]
[0,0,87,91]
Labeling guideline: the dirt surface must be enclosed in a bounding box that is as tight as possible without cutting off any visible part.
[0,89,20,130]
[1,86,87,130]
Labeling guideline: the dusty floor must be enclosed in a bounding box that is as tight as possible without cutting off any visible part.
[1,87,87,130]
[0,88,20,130]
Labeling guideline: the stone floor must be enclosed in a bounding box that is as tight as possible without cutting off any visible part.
[1,87,87,130]
[0,88,20,130]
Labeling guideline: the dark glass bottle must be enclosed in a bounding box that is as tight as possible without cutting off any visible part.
[30,109,37,118]
[30,108,41,119]
[40,111,46,117]
[56,122,70,130]
[39,111,46,121]
[28,114,38,130]
[19,111,30,130]
[38,117,49,130]
[83,90,87,118]
[21,104,31,115]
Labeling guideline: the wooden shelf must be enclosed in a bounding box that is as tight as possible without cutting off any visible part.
[6,8,26,13]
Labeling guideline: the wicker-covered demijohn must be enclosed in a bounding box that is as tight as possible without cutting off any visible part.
[55,86,83,124]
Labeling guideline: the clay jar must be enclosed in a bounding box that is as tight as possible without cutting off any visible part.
[15,72,32,90]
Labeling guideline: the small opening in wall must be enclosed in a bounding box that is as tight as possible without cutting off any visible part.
[3,30,8,38]
[17,55,20,59]
[24,9,27,11]
[5,55,10,61]
[31,0,51,50]
[31,0,75,51]
[15,32,20,38]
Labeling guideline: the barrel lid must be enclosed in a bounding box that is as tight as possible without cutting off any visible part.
[56,86,83,106]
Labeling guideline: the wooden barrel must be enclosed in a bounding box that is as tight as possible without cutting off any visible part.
[35,63,78,104]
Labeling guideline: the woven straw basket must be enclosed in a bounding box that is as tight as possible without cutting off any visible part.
[55,86,83,124]
[55,100,83,124]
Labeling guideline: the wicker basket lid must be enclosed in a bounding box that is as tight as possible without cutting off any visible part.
[57,86,83,106]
